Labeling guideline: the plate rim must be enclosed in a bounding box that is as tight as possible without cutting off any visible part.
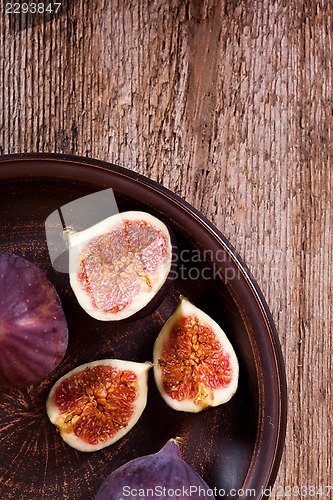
[0,152,287,497]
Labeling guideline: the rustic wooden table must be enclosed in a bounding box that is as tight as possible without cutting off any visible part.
[1,1,332,498]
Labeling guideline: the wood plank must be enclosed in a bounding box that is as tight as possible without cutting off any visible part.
[1,0,332,497]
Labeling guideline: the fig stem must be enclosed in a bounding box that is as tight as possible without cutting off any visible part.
[62,226,77,240]
[159,438,183,458]
[57,207,77,240]
[171,436,183,446]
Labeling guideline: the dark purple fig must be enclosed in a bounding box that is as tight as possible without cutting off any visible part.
[68,211,176,321]
[95,439,214,500]
[0,254,68,388]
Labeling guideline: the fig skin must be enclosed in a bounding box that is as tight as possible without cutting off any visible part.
[153,297,239,412]
[68,211,176,322]
[95,439,214,500]
[0,254,68,388]
[46,359,153,452]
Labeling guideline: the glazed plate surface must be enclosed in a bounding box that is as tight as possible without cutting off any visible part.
[0,154,287,499]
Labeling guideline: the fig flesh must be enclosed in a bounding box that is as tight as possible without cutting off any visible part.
[46,359,152,452]
[68,211,174,321]
[0,254,68,388]
[95,439,214,500]
[153,298,239,412]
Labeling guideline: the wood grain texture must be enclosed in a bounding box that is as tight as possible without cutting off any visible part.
[0,0,332,497]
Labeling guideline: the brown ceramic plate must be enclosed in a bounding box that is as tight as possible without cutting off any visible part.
[0,154,287,500]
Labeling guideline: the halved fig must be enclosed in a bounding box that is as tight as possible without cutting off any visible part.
[0,254,68,388]
[68,211,174,321]
[153,298,239,412]
[46,359,152,452]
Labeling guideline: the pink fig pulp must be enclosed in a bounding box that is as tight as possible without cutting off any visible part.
[68,211,176,322]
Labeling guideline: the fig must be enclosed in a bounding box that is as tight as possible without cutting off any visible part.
[46,359,152,452]
[153,297,239,412]
[95,439,214,500]
[0,253,68,388]
[68,211,174,321]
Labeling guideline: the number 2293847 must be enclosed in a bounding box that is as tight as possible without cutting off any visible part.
[5,3,62,14]
[275,485,332,497]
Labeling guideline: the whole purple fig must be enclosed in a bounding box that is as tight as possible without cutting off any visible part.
[0,254,68,388]
[95,439,214,500]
